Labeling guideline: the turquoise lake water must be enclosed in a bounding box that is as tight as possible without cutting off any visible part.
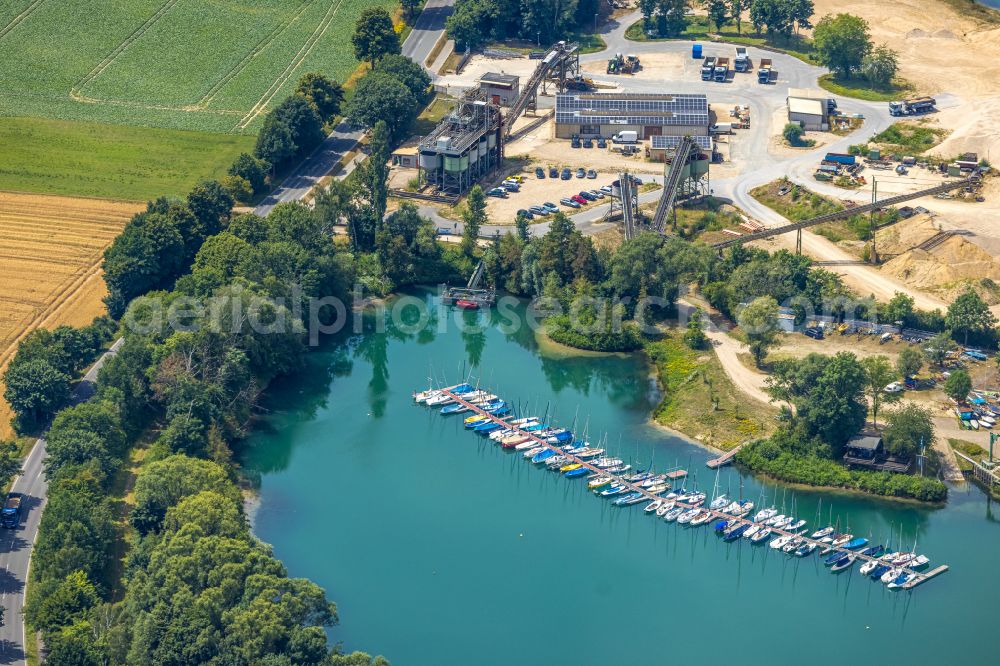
[243,290,999,665]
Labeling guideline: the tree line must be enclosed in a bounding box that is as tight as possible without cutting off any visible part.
[446,0,603,50]
[19,198,388,664]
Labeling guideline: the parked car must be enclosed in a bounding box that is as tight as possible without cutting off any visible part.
[529,205,549,216]
[561,168,572,180]
[542,202,559,213]
[487,187,507,198]
[884,382,904,393]
[549,166,559,178]
[560,197,581,208]
[502,182,519,192]
[571,136,581,148]
[571,194,589,205]
[586,169,597,179]
[582,138,593,148]
[516,209,534,219]
[576,167,586,178]
[535,167,545,178]
[507,175,525,183]
[588,189,604,199]
[964,350,989,361]
[599,185,613,194]
[578,191,597,201]
[597,137,607,148]
[437,227,453,236]
[803,326,824,339]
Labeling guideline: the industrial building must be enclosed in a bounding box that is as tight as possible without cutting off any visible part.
[417,88,503,197]
[647,134,713,162]
[478,72,519,107]
[554,92,710,140]
[786,88,834,131]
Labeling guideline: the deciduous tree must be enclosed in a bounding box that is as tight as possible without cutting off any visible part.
[896,346,923,380]
[295,72,345,123]
[462,185,487,256]
[946,288,996,345]
[862,44,899,88]
[739,295,781,367]
[813,13,871,78]
[943,369,972,403]
[352,7,401,65]
[883,403,933,459]
[860,354,898,427]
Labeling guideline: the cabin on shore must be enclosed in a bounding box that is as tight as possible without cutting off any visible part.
[843,431,912,473]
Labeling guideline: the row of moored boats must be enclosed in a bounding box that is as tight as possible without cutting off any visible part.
[415,384,930,589]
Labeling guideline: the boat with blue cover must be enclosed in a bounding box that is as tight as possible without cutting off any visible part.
[532,449,556,463]
[825,551,848,566]
[830,554,856,572]
[724,523,750,541]
[844,537,869,550]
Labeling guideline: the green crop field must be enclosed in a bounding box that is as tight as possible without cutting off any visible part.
[0,0,395,198]
[0,0,395,133]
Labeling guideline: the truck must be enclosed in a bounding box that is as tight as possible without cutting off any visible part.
[889,96,936,116]
[611,130,638,144]
[1,493,21,529]
[710,123,733,135]
[824,152,856,165]
[734,47,750,72]
[713,57,729,82]
[700,56,716,80]
[757,58,772,83]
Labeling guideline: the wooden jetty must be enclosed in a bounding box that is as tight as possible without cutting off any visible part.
[435,386,945,590]
[706,443,744,469]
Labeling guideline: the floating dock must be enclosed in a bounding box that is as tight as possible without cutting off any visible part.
[706,443,744,469]
[431,386,944,589]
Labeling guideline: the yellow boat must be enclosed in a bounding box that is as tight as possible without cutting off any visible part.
[560,463,582,472]
[464,414,489,425]
[588,476,612,489]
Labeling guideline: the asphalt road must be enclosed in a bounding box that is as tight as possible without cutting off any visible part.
[0,338,122,665]
[254,0,456,217]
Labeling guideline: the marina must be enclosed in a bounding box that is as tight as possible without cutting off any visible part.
[244,293,998,665]
[419,383,948,591]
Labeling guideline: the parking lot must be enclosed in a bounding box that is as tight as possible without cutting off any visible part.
[482,166,623,223]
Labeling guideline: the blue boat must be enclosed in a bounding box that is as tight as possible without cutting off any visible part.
[532,449,556,463]
[869,564,890,580]
[724,524,749,541]
[451,383,473,394]
[861,544,884,558]
[844,537,869,550]
[613,492,644,505]
[441,402,468,415]
[825,551,848,566]
[564,467,589,478]
[473,421,504,433]
[545,429,573,444]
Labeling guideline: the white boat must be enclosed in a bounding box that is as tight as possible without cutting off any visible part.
[772,516,792,530]
[656,501,675,517]
[811,526,834,539]
[751,527,772,543]
[782,537,803,553]
[970,419,980,430]
[892,552,916,566]
[588,476,613,489]
[425,393,454,406]
[710,495,730,510]
[981,414,997,425]
[769,534,793,550]
[753,507,777,523]
[514,439,539,451]
[677,508,701,524]
[765,514,785,527]
[887,572,913,589]
[831,534,853,548]
[723,501,741,514]
[690,510,714,526]
[644,499,663,514]
[860,553,894,576]
[881,567,903,584]
[787,519,807,531]
[743,524,761,540]
[664,507,684,522]
[645,483,669,495]
[522,446,545,458]
[911,555,930,568]
[413,389,440,403]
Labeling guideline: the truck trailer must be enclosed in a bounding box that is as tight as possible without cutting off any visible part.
[734,47,750,72]
[713,57,729,82]
[824,152,856,165]
[889,97,936,116]
[757,58,772,83]
[700,56,716,80]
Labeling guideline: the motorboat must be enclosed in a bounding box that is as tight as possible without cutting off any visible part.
[644,500,663,514]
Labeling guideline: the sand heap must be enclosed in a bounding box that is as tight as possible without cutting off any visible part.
[877,215,1000,304]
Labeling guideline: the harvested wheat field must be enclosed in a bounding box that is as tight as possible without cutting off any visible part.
[0,191,140,436]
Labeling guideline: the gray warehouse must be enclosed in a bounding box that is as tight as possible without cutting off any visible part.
[554,92,710,140]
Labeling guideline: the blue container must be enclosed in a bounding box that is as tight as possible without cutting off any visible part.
[692,43,702,58]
